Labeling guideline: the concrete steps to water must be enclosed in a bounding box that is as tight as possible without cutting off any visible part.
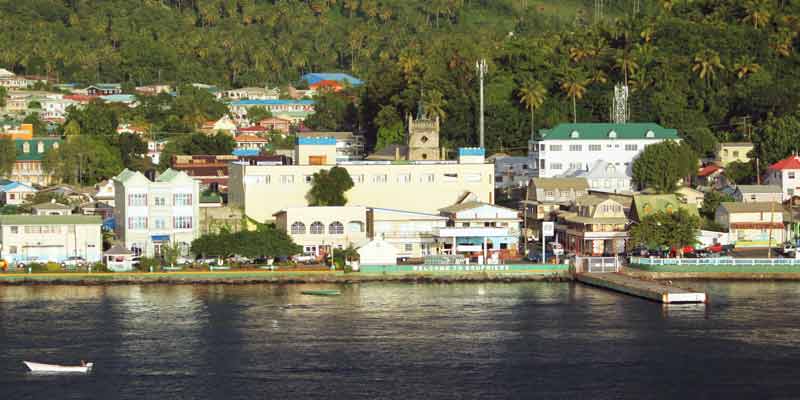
[576,273,707,304]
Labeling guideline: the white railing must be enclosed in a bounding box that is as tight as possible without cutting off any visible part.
[630,257,800,266]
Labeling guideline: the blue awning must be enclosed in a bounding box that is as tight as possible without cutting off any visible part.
[151,235,170,242]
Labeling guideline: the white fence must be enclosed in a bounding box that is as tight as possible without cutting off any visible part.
[575,256,620,273]
[630,257,800,266]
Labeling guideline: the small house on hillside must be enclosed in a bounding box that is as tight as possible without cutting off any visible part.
[733,185,782,203]
[715,202,786,248]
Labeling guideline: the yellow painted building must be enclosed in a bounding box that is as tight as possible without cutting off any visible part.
[715,142,754,166]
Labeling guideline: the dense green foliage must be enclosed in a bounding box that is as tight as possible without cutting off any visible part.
[42,136,124,185]
[632,140,697,193]
[190,226,302,259]
[724,160,757,184]
[700,190,735,221]
[157,132,236,170]
[2,1,799,154]
[0,137,16,176]
[630,209,700,253]
[307,166,354,206]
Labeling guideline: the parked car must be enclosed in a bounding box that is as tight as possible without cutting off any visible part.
[61,256,87,268]
[196,257,221,266]
[16,257,40,269]
[292,254,316,264]
[526,251,556,263]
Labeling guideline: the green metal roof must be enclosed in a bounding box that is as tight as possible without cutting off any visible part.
[632,194,699,220]
[114,168,139,183]
[538,123,678,141]
[0,215,101,225]
[14,138,62,161]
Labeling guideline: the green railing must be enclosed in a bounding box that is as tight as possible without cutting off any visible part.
[359,264,569,274]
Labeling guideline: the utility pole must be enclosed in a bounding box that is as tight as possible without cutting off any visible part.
[756,156,761,185]
[476,58,487,149]
[768,201,776,259]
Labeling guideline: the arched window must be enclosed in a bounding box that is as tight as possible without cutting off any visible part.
[22,142,30,153]
[645,130,655,138]
[348,221,364,233]
[52,142,59,149]
[291,222,306,234]
[329,221,344,234]
[310,221,324,234]
[570,130,580,138]
[37,141,44,153]
[608,130,617,139]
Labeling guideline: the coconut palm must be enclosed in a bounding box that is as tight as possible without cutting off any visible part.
[733,56,762,79]
[692,49,724,87]
[423,89,447,121]
[560,71,589,123]
[770,28,797,57]
[517,80,547,139]
[742,0,771,29]
[614,50,639,87]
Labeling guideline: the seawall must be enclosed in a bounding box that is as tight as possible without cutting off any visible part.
[0,270,571,286]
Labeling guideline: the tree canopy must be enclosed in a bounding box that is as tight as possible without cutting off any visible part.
[629,209,700,254]
[190,226,301,260]
[307,166,354,206]
[42,136,123,185]
[632,140,698,193]
[0,137,16,177]
[157,132,236,171]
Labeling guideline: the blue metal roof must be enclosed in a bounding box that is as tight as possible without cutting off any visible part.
[232,149,260,157]
[100,94,136,103]
[300,73,363,86]
[229,99,315,106]
[0,181,35,192]
[459,147,486,156]
[298,137,336,146]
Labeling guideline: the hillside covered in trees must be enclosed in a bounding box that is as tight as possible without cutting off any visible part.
[2,0,800,166]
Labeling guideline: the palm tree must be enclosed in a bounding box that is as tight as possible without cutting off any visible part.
[569,46,590,63]
[692,49,724,87]
[742,0,771,29]
[423,89,447,121]
[614,50,639,87]
[398,53,420,81]
[343,0,359,18]
[733,56,762,79]
[560,72,589,123]
[770,28,797,57]
[517,80,547,139]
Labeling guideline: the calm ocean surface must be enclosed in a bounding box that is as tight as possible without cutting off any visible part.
[1,281,800,399]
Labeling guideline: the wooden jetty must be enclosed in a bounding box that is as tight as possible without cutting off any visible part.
[576,273,707,304]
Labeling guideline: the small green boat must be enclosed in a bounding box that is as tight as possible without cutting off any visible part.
[301,289,341,296]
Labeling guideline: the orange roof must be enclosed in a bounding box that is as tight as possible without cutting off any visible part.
[234,134,267,143]
[310,79,343,89]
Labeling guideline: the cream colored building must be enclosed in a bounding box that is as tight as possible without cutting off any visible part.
[0,215,102,265]
[715,142,754,166]
[230,148,494,223]
[715,202,786,247]
[274,206,368,256]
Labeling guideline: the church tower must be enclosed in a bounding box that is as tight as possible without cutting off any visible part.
[407,113,441,161]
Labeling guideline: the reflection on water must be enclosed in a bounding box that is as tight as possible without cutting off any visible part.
[1,281,800,399]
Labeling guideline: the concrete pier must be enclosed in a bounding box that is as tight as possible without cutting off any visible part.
[576,273,707,304]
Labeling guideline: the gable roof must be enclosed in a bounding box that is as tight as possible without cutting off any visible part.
[32,201,72,210]
[581,160,630,179]
[720,202,783,214]
[156,168,193,183]
[15,138,61,161]
[632,194,699,220]
[769,155,800,171]
[537,123,678,141]
[697,164,722,177]
[530,177,589,190]
[735,185,781,194]
[104,243,132,255]
[234,134,268,143]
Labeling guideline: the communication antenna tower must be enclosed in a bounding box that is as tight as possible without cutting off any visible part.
[612,84,630,124]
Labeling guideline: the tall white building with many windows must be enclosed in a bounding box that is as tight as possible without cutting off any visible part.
[113,169,200,258]
[528,123,680,189]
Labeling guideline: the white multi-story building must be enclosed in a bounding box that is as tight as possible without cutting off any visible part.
[766,155,800,201]
[0,215,102,265]
[113,169,200,258]
[492,155,532,190]
[528,123,680,188]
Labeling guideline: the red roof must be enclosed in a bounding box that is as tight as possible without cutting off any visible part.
[769,155,800,171]
[64,94,93,103]
[234,134,267,143]
[697,164,722,177]
[237,126,267,133]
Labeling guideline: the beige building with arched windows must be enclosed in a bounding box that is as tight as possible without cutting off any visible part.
[273,206,369,256]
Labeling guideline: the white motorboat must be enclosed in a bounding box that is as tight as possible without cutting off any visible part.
[23,361,93,373]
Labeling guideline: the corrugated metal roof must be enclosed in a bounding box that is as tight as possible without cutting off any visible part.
[736,185,781,194]
[720,202,783,214]
[538,123,678,141]
[0,215,101,225]
[300,72,363,86]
